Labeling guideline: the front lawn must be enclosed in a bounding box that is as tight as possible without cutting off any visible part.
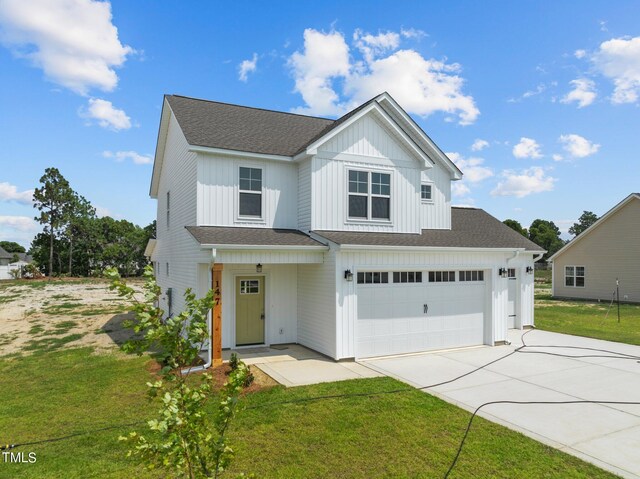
[0,347,617,479]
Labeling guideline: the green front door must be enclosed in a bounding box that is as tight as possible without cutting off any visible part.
[235,276,265,346]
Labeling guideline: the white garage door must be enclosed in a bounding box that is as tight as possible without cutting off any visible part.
[357,271,487,358]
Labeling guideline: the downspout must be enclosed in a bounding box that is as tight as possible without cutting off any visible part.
[533,252,544,262]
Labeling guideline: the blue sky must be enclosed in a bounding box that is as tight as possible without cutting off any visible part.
[1,1,639,247]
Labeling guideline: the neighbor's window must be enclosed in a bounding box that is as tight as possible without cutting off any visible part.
[357,272,389,284]
[459,270,484,282]
[166,191,170,228]
[239,167,262,217]
[348,170,391,221]
[428,271,456,282]
[393,271,423,283]
[565,266,585,287]
[421,183,433,202]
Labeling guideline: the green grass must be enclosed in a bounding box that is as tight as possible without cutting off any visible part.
[22,333,86,354]
[0,293,21,304]
[536,298,640,345]
[0,348,617,479]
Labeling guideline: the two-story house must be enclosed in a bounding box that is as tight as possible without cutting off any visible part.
[148,92,544,362]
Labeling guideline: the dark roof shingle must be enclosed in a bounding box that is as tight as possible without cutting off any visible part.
[185,226,326,247]
[313,208,545,251]
[166,95,334,157]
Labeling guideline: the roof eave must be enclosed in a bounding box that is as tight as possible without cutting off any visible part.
[149,98,172,199]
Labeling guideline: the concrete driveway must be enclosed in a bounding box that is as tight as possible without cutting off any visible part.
[364,329,640,479]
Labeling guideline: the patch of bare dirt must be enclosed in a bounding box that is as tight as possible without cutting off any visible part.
[0,278,143,356]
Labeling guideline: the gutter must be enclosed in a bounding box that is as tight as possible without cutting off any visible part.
[337,244,528,253]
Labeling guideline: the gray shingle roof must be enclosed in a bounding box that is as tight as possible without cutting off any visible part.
[166,95,334,157]
[185,226,326,247]
[313,208,545,252]
[0,246,12,259]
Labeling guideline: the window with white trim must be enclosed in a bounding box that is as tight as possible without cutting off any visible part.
[166,191,170,228]
[393,271,423,283]
[421,183,433,202]
[428,271,456,282]
[459,270,484,282]
[240,280,260,294]
[565,266,585,287]
[348,170,391,221]
[239,167,262,217]
[357,272,389,284]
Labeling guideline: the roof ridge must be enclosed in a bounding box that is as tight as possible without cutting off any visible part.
[167,94,335,122]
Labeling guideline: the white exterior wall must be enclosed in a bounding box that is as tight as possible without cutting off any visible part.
[216,249,323,264]
[421,167,452,229]
[197,154,298,229]
[335,249,536,359]
[297,249,337,358]
[154,113,211,315]
[220,263,298,348]
[298,158,312,232]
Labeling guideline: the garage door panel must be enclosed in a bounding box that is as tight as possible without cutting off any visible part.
[357,277,487,358]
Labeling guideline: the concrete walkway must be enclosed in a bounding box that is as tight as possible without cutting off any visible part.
[364,329,640,479]
[224,344,381,387]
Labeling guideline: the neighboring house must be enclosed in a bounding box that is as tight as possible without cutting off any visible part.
[550,193,640,303]
[148,92,544,361]
[0,247,32,280]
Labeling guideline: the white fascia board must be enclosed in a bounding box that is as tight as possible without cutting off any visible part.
[338,244,531,253]
[189,145,293,163]
[197,244,328,251]
[377,93,463,179]
[144,238,157,257]
[303,102,434,169]
[548,193,640,261]
[149,99,172,198]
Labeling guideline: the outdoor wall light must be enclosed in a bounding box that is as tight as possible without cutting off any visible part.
[498,267,508,278]
[526,266,534,274]
[344,269,354,282]
[256,263,262,273]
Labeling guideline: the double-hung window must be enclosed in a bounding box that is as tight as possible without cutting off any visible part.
[239,167,262,218]
[421,183,433,202]
[348,170,391,221]
[565,266,585,287]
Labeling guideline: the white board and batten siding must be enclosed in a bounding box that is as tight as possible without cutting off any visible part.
[297,158,312,232]
[197,154,298,229]
[421,168,451,229]
[154,113,211,315]
[297,249,338,358]
[335,249,536,359]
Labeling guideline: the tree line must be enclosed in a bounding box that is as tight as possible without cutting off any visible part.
[28,167,155,277]
[503,211,599,261]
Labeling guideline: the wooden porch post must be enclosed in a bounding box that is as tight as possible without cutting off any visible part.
[212,263,224,366]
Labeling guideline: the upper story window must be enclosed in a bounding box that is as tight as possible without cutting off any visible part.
[166,191,170,228]
[421,183,433,202]
[348,170,391,221]
[239,167,262,218]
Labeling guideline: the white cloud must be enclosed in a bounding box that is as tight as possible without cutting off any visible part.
[508,83,551,103]
[94,205,111,217]
[470,139,489,151]
[451,182,471,197]
[0,215,37,231]
[558,134,600,158]
[447,153,493,183]
[491,167,556,198]
[0,182,33,204]
[512,137,543,159]
[103,150,152,165]
[561,78,596,108]
[288,29,351,116]
[354,29,400,62]
[574,49,587,59]
[288,28,479,124]
[82,98,131,130]
[238,53,258,82]
[400,28,427,39]
[592,36,640,104]
[552,154,563,161]
[0,0,133,95]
